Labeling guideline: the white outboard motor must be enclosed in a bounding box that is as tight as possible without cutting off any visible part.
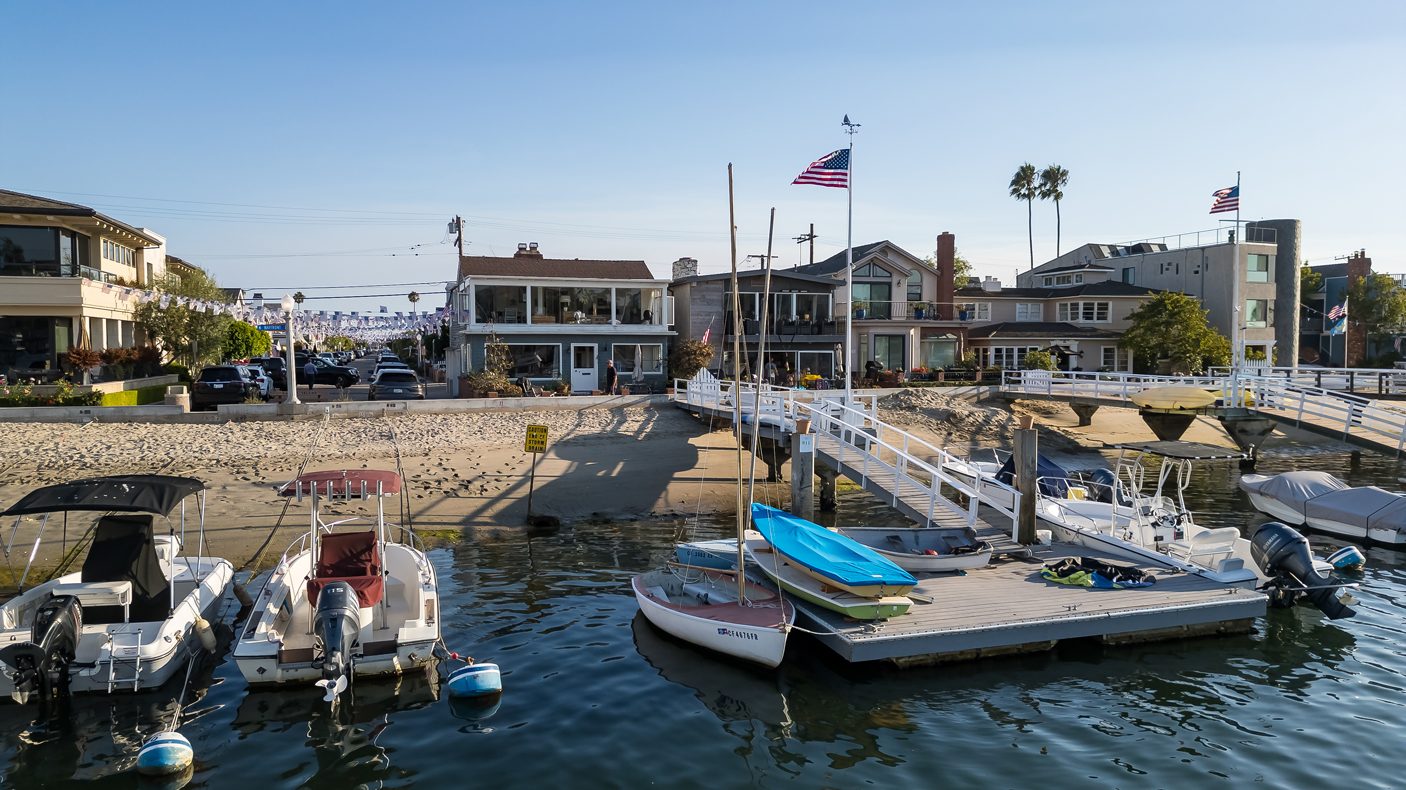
[0,595,82,704]
[311,581,360,701]
[1250,522,1356,620]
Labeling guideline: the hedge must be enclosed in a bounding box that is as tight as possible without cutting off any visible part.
[100,385,171,407]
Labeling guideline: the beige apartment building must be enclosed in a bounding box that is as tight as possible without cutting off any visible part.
[1,189,172,381]
[1016,220,1302,364]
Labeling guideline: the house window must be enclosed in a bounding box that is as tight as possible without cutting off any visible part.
[1246,299,1273,328]
[853,283,892,318]
[530,286,611,325]
[1101,346,1130,372]
[1015,303,1041,322]
[102,240,134,266]
[957,302,989,321]
[976,347,990,367]
[1081,302,1097,322]
[907,272,922,301]
[1074,273,1084,283]
[1062,301,1111,323]
[797,351,834,378]
[1043,276,1053,287]
[475,285,529,324]
[1247,253,1275,283]
[615,288,664,325]
[1057,303,1069,322]
[503,344,561,378]
[1055,274,1073,286]
[1096,302,1110,321]
[1122,267,1136,284]
[613,344,664,374]
[852,262,885,277]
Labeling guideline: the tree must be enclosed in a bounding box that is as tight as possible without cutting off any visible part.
[1009,163,1038,269]
[1022,350,1057,371]
[134,265,232,371]
[923,249,974,289]
[1300,266,1323,295]
[224,321,271,360]
[668,340,715,381]
[1344,272,1406,348]
[1038,164,1070,257]
[1118,292,1231,374]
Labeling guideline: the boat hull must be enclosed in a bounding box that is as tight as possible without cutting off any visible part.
[632,572,791,668]
[837,528,993,572]
[745,538,910,619]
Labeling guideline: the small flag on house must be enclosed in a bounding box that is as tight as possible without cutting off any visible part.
[792,149,850,188]
[1209,185,1239,214]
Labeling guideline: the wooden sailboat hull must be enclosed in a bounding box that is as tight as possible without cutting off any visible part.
[744,537,910,619]
[632,570,792,668]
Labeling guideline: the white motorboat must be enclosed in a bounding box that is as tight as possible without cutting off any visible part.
[0,476,232,702]
[233,470,439,700]
[836,526,992,572]
[941,446,1015,510]
[1240,471,1406,545]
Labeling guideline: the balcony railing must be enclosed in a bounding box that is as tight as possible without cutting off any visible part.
[851,301,964,320]
[726,314,846,338]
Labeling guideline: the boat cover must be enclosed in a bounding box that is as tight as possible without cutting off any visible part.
[750,504,915,588]
[2,475,205,517]
[81,514,171,623]
[1304,487,1406,534]
[1239,471,1350,516]
[994,453,1072,497]
[308,531,384,607]
[1041,557,1157,589]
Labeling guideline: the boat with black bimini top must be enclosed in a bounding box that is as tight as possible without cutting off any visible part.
[232,469,440,701]
[0,475,232,704]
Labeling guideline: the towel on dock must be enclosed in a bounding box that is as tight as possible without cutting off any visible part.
[1041,557,1157,589]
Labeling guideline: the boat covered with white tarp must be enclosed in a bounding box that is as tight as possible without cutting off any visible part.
[1240,471,1406,544]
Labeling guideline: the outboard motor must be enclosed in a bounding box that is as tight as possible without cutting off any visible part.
[1086,468,1131,505]
[311,581,361,701]
[0,595,82,704]
[1251,522,1356,620]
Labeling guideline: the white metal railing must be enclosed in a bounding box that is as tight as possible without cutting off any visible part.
[1209,366,1406,396]
[673,377,878,421]
[1000,370,1230,403]
[796,397,1022,539]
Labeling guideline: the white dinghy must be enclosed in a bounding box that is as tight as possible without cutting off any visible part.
[836,526,992,572]
[233,470,439,700]
[0,476,231,703]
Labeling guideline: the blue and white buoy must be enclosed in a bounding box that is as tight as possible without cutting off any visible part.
[136,732,194,776]
[1328,546,1367,569]
[446,663,501,698]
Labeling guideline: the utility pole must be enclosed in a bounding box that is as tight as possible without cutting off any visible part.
[793,224,817,268]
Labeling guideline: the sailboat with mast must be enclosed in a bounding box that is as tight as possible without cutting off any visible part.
[632,170,795,667]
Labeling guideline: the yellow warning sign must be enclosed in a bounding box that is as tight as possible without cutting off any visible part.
[525,424,549,454]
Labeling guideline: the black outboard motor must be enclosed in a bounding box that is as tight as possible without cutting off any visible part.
[0,595,82,704]
[311,581,360,701]
[1086,468,1132,506]
[1251,522,1356,620]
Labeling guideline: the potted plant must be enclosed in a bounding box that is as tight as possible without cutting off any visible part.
[914,306,926,320]
[67,347,101,386]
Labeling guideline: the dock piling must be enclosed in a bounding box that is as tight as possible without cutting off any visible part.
[791,432,815,520]
[1014,425,1038,545]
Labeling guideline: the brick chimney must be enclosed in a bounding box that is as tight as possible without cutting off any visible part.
[514,242,544,259]
[1345,250,1371,367]
[935,232,955,320]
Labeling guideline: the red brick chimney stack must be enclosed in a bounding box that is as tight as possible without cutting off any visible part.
[935,232,955,320]
[1345,250,1371,367]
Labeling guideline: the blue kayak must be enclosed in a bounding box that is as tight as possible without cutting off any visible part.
[750,504,916,596]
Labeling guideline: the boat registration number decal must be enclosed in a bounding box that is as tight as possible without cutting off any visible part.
[717,627,758,641]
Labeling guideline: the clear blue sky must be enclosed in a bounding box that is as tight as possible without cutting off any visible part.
[4,1,1402,313]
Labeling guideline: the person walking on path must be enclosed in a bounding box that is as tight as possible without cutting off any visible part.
[303,359,318,389]
[605,359,618,395]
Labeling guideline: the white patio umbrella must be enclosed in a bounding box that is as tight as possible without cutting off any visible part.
[632,344,645,384]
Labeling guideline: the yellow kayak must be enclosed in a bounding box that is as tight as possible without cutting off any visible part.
[1130,386,1217,409]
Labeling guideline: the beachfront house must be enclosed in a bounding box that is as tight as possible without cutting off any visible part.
[0,189,175,382]
[668,257,845,382]
[447,243,674,394]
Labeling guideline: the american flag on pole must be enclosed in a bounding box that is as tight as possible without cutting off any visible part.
[1327,301,1347,320]
[792,149,850,188]
[1209,185,1239,214]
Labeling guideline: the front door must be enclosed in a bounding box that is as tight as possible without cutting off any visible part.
[571,344,598,393]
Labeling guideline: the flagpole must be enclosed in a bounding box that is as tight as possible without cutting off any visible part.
[842,116,858,405]
[1230,170,1242,407]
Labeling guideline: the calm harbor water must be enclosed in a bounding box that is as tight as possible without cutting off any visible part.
[1,449,1404,789]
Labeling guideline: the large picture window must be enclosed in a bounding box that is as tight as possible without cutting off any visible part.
[613,343,663,374]
[531,286,611,325]
[2,226,60,277]
[1247,254,1275,283]
[503,344,560,378]
[475,285,528,324]
[852,283,892,318]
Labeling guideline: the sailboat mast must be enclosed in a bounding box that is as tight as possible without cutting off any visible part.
[746,208,776,510]
[728,164,746,601]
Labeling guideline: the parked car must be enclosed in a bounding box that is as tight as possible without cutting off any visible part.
[373,361,411,378]
[241,363,272,399]
[252,356,288,390]
[192,366,260,411]
[293,355,361,388]
[369,370,425,400]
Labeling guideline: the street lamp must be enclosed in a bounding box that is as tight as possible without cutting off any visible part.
[281,293,300,404]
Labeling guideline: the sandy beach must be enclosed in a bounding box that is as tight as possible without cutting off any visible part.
[0,393,1363,585]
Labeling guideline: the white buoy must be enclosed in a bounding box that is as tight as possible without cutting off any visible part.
[447,663,501,698]
[232,583,253,607]
[194,618,217,653]
[136,732,193,776]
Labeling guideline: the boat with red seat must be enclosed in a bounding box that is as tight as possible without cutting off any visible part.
[233,470,439,699]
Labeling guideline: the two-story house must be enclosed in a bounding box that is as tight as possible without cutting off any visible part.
[1,189,172,382]
[448,243,674,393]
[957,278,1160,371]
[790,233,965,375]
[1017,220,1302,365]
[668,257,845,381]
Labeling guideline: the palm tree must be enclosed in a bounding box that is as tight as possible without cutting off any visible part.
[1009,163,1038,269]
[293,291,305,306]
[1039,164,1070,257]
[408,291,420,311]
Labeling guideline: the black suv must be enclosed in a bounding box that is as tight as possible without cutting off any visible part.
[293,355,360,388]
[192,366,260,411]
[251,356,287,390]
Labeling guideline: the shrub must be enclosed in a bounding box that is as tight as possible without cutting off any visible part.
[100,385,170,406]
[668,339,714,381]
[163,363,192,384]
